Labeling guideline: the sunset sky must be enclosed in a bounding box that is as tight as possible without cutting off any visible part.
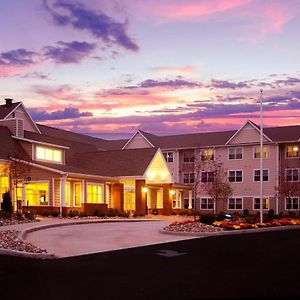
[1,0,300,139]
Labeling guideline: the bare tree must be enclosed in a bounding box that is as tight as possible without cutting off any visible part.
[194,155,232,214]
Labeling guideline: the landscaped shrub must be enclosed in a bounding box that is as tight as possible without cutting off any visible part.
[68,209,79,218]
[242,209,249,216]
[107,208,119,217]
[93,209,105,217]
[1,192,13,214]
[200,213,216,225]
[0,210,12,219]
[51,211,60,217]
[24,211,35,220]
[216,211,226,221]
[152,208,159,215]
[171,210,177,215]
[118,211,130,218]
[15,211,24,221]
[40,210,51,217]
[244,214,259,224]
[179,209,189,216]
[79,211,87,218]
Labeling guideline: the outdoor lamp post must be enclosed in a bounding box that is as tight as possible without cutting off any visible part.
[259,89,264,224]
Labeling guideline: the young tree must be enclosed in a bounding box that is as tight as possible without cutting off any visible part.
[194,155,232,214]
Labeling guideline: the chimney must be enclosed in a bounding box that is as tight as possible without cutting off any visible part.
[5,98,13,107]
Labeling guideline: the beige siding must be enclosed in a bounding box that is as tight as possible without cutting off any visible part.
[13,106,39,133]
[124,132,153,149]
[0,119,17,135]
[229,123,269,144]
[19,141,33,158]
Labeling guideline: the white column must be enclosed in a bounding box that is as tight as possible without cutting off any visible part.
[82,180,86,203]
[188,190,193,209]
[60,175,67,216]
[22,185,26,206]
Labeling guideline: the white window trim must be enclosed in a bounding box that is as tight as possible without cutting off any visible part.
[285,168,300,182]
[228,170,243,183]
[163,151,174,163]
[285,197,299,211]
[253,196,269,211]
[86,182,105,204]
[200,197,214,210]
[285,145,299,159]
[73,182,82,207]
[253,145,269,159]
[228,147,243,161]
[253,169,269,183]
[35,145,63,165]
[24,180,50,207]
[228,197,243,210]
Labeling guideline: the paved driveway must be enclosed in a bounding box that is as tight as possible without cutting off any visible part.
[25,220,198,257]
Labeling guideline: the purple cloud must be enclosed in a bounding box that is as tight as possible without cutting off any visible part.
[43,41,96,64]
[138,78,201,89]
[0,49,37,66]
[44,0,139,51]
[29,107,93,121]
[275,77,300,86]
[19,72,51,80]
[209,79,249,89]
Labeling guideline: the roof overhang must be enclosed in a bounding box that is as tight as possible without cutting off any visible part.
[12,136,70,149]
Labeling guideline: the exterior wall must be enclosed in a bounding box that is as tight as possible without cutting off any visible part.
[229,123,269,144]
[13,106,39,133]
[19,141,33,158]
[112,183,124,211]
[0,119,17,136]
[163,150,179,182]
[162,184,172,215]
[124,133,153,149]
[135,180,147,215]
[278,143,300,214]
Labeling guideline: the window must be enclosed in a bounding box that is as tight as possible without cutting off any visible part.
[285,168,299,182]
[286,145,299,158]
[228,197,243,210]
[254,145,269,159]
[25,182,49,206]
[0,176,9,198]
[36,146,62,163]
[254,197,269,210]
[228,170,243,182]
[183,173,194,184]
[201,171,214,183]
[65,182,70,207]
[74,182,82,207]
[201,148,214,161]
[200,198,214,210]
[228,147,243,160]
[163,152,174,163]
[183,150,194,163]
[87,184,104,203]
[286,197,299,210]
[254,169,269,182]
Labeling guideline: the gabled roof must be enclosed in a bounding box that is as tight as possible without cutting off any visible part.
[265,125,300,142]
[225,120,272,145]
[0,102,22,119]
[0,126,31,161]
[122,130,155,149]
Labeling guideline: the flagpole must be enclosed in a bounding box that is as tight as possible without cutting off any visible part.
[260,89,263,224]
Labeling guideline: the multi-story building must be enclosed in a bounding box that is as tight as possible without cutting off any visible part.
[0,98,299,216]
[123,121,300,215]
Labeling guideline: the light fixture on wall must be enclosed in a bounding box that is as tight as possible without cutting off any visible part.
[142,186,148,193]
[169,189,175,196]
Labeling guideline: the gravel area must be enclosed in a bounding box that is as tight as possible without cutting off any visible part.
[0,218,39,226]
[0,230,47,253]
[164,221,224,233]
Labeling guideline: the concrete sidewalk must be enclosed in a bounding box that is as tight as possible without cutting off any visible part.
[0,216,198,258]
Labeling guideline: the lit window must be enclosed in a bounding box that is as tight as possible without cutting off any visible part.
[0,176,9,196]
[254,169,269,182]
[285,168,299,182]
[286,197,299,210]
[36,146,62,163]
[228,198,243,210]
[254,197,269,210]
[228,170,243,182]
[25,182,49,206]
[254,146,269,158]
[163,152,174,163]
[228,147,243,160]
[200,198,214,210]
[286,145,299,158]
[201,148,214,161]
[87,184,104,204]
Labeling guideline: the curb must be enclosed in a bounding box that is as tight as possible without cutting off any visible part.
[0,218,159,260]
[160,224,300,237]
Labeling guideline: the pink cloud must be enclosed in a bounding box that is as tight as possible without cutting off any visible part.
[137,0,253,20]
[151,66,196,75]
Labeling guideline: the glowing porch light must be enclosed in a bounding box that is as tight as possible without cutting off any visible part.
[160,171,168,180]
[146,171,156,181]
[169,189,176,196]
[142,187,148,193]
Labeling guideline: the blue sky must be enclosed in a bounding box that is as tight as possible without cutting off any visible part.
[1,0,300,138]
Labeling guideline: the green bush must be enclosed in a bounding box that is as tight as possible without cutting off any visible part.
[171,210,178,215]
[118,211,130,218]
[152,208,159,215]
[51,211,60,217]
[242,209,249,216]
[40,210,51,217]
[199,213,216,225]
[244,214,259,224]
[79,211,87,218]
[0,210,12,219]
[107,208,119,217]
[14,211,24,221]
[24,211,35,220]
[68,209,79,218]
[179,209,189,216]
[1,192,13,213]
[93,209,105,217]
[216,211,226,221]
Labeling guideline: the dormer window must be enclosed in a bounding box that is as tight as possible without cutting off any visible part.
[36,145,62,163]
